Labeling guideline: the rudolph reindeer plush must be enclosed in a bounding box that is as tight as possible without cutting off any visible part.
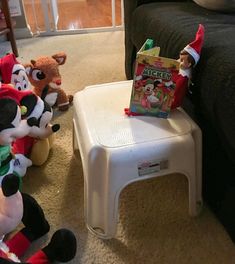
[0,173,77,263]
[25,52,73,111]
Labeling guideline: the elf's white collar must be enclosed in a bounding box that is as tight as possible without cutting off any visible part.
[179,67,192,79]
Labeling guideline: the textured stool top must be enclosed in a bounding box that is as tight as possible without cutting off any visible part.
[74,81,192,148]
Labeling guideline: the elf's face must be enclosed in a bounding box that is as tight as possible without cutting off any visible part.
[179,54,191,70]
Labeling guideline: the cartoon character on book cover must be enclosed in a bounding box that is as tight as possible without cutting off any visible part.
[130,50,179,118]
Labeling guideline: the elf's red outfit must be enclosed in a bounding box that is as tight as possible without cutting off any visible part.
[171,68,191,110]
[171,24,205,109]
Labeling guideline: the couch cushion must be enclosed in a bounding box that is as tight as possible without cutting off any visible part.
[131,2,235,161]
[193,0,235,12]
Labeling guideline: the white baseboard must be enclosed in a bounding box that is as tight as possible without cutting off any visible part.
[14,26,33,39]
[0,26,33,56]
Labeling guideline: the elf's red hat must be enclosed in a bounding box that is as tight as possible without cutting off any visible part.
[184,24,205,66]
[0,53,20,84]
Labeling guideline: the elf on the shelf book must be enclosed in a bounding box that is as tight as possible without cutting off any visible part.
[128,39,180,118]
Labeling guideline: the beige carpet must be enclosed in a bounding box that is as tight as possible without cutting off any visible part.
[2,31,235,263]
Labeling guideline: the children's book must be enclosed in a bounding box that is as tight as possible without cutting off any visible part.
[128,39,180,118]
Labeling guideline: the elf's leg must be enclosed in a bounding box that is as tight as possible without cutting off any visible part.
[26,229,77,263]
[5,192,50,257]
[171,75,188,110]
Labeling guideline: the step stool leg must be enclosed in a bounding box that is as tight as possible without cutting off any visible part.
[84,179,120,239]
[72,119,79,152]
[181,109,203,212]
[183,136,202,216]
[190,123,203,215]
[83,154,122,239]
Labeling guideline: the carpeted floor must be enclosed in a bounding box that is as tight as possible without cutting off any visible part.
[2,31,235,263]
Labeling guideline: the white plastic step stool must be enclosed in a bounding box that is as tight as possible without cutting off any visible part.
[73,80,202,239]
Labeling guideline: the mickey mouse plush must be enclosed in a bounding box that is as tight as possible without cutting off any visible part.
[0,86,38,185]
[10,86,60,166]
[0,173,77,263]
[0,55,61,166]
[0,53,30,91]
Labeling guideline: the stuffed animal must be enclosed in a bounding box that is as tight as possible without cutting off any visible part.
[0,53,30,91]
[0,85,39,185]
[171,24,205,109]
[0,61,60,166]
[24,52,73,111]
[0,173,77,263]
[12,88,60,166]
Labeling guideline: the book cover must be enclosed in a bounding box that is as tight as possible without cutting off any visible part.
[129,39,180,118]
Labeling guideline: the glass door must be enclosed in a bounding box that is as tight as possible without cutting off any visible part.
[23,0,123,36]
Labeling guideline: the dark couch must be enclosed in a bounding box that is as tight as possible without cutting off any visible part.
[124,0,235,242]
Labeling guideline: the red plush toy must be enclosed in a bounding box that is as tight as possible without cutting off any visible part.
[171,24,205,109]
[0,53,30,91]
[0,174,77,263]
[0,66,60,166]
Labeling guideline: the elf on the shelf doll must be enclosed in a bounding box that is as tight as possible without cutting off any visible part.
[171,24,205,109]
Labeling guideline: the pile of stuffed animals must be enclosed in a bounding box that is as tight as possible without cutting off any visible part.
[0,52,76,263]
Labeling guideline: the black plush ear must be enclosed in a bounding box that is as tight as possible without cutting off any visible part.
[0,98,17,132]
[2,174,20,197]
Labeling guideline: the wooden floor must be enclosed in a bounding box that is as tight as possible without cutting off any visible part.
[23,0,122,34]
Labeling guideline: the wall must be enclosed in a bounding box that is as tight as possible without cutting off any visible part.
[10,0,33,39]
